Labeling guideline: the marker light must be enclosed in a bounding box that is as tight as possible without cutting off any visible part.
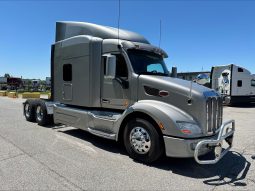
[124,100,129,107]
[159,122,165,130]
[181,129,192,134]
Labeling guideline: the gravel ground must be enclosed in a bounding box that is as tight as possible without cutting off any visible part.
[0,97,254,190]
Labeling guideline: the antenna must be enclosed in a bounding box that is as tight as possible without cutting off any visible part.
[159,19,162,48]
[117,0,121,47]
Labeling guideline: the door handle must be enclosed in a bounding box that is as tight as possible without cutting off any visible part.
[102,99,110,103]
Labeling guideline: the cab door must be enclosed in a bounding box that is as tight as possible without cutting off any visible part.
[101,53,130,110]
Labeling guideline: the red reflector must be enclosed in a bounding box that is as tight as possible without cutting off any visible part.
[159,90,169,97]
[181,129,192,134]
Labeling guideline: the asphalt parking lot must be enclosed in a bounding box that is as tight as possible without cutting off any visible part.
[0,97,254,190]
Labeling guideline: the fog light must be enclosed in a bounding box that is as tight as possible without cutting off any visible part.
[214,142,223,158]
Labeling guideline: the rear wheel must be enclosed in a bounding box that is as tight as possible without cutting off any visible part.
[123,118,164,163]
[24,100,36,122]
[35,100,52,126]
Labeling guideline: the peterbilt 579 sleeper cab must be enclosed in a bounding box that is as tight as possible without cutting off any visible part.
[23,21,235,164]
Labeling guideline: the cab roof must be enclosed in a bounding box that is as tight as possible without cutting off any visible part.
[56,21,150,44]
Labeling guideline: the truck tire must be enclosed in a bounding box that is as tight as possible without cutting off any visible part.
[35,100,52,126]
[123,118,164,163]
[24,100,37,122]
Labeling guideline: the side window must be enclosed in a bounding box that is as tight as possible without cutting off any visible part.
[237,80,242,87]
[238,68,244,72]
[251,79,255,86]
[103,57,107,75]
[115,54,128,78]
[63,64,72,81]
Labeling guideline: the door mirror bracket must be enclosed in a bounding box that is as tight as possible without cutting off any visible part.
[114,77,129,89]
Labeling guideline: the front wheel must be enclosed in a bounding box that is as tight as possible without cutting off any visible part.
[123,118,164,163]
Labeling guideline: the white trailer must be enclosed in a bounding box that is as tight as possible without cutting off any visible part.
[211,64,255,104]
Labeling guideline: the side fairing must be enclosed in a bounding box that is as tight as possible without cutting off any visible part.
[53,35,102,107]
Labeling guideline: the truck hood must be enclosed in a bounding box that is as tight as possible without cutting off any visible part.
[138,75,219,133]
[138,75,214,99]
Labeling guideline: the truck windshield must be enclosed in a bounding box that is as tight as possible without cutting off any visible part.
[127,49,169,76]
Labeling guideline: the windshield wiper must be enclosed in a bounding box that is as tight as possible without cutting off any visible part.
[139,72,169,76]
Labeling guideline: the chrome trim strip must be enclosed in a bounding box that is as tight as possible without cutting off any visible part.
[88,127,116,140]
[206,96,223,135]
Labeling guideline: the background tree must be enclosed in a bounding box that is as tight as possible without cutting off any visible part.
[4,73,10,78]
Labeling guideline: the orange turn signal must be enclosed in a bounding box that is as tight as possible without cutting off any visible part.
[124,100,129,107]
[181,129,192,134]
[159,122,165,130]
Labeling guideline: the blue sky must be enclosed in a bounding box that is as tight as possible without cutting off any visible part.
[0,0,254,79]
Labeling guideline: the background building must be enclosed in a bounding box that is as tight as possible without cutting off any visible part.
[177,71,210,81]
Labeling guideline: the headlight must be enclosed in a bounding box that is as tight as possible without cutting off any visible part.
[177,122,202,135]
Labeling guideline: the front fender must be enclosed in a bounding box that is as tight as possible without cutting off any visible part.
[115,100,198,139]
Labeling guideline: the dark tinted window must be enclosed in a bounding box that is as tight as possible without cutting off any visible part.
[238,68,244,72]
[103,57,107,75]
[237,80,242,87]
[251,79,255,86]
[115,54,128,78]
[63,64,72,81]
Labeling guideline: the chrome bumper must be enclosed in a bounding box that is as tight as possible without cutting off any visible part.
[194,120,235,164]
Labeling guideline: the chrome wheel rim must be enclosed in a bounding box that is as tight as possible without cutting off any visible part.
[130,127,151,154]
[25,104,30,118]
[36,106,43,121]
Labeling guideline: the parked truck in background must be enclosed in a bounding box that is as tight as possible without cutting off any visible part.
[211,64,255,105]
[23,21,235,164]
[0,77,22,90]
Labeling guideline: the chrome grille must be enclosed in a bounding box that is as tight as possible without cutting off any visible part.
[206,96,223,134]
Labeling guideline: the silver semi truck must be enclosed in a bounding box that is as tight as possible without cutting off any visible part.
[23,21,235,164]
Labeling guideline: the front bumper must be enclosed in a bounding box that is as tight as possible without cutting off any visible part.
[163,120,235,164]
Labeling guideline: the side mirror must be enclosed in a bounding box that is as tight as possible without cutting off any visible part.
[105,55,116,78]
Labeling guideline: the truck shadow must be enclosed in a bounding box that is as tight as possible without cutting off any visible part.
[60,128,127,155]
[226,103,255,108]
[154,151,250,187]
[61,128,250,187]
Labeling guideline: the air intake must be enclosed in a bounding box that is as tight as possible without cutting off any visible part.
[206,96,223,134]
